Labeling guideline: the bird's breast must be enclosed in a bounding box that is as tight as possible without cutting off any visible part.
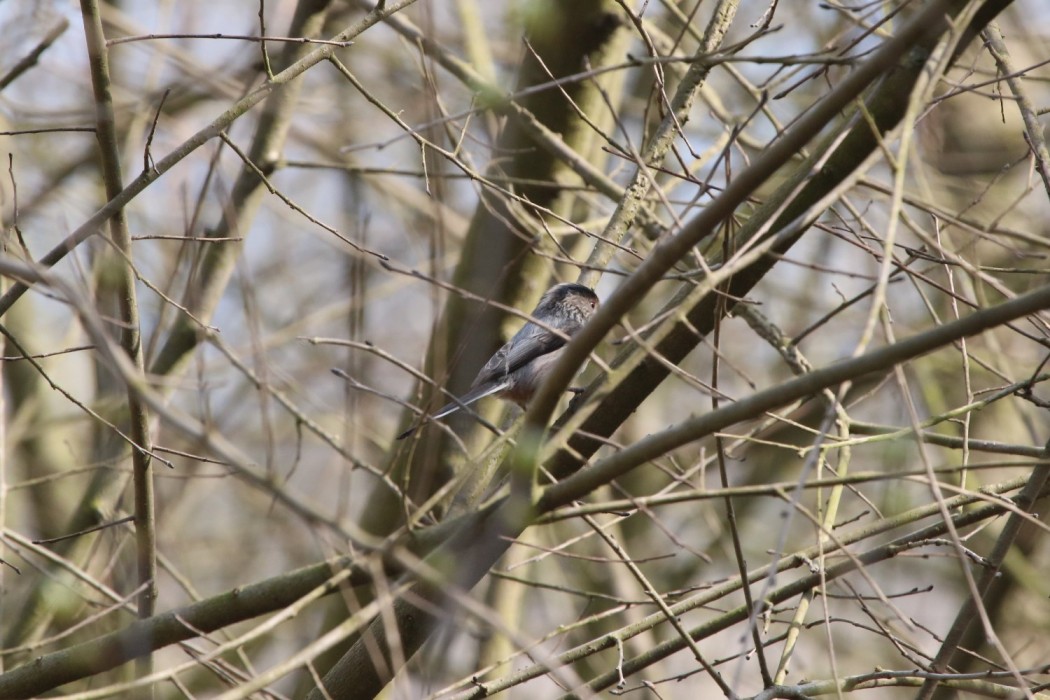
[502,349,564,407]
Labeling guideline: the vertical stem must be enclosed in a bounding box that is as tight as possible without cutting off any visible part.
[0,171,8,676]
[915,461,1050,700]
[79,0,157,691]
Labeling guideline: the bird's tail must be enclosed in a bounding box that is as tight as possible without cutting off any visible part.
[396,379,510,440]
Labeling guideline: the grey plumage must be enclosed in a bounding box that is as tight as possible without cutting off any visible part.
[397,283,599,440]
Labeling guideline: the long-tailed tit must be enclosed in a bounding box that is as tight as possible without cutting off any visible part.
[397,282,599,440]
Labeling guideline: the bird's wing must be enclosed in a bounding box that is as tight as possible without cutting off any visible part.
[396,324,565,441]
[470,323,565,389]
[429,376,512,421]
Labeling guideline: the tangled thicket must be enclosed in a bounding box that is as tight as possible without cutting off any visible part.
[0,0,1049,698]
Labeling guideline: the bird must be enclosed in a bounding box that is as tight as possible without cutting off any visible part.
[397,282,600,440]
